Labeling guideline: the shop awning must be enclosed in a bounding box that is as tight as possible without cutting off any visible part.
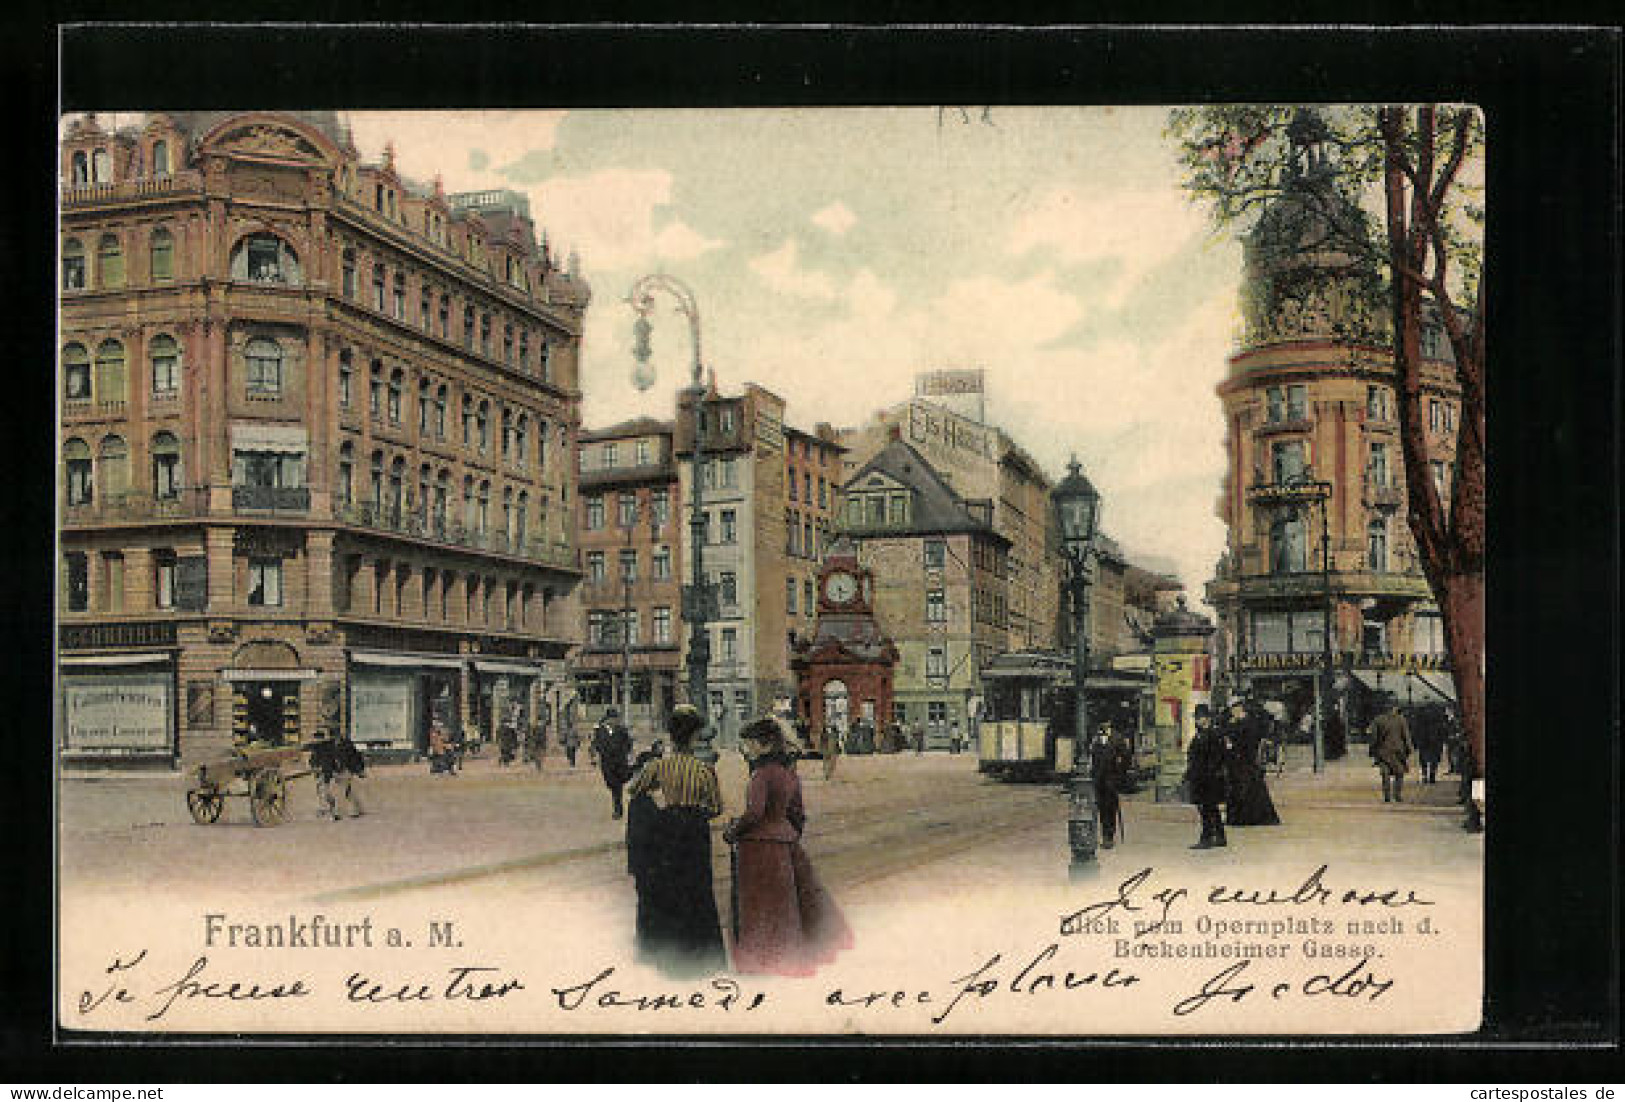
[473,659,543,677]
[60,652,173,667]
[350,652,465,670]
[219,668,320,682]
[1350,669,1456,703]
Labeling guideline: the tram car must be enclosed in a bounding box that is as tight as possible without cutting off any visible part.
[977,651,1151,781]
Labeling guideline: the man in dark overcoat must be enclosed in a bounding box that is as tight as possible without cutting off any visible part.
[1089,721,1134,849]
[592,708,634,819]
[1370,699,1415,803]
[1185,703,1230,849]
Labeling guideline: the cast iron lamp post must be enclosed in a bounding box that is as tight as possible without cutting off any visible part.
[1054,456,1102,879]
[628,273,716,762]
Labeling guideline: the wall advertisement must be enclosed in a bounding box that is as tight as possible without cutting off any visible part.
[62,672,173,754]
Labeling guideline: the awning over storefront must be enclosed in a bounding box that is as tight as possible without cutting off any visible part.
[61,652,173,667]
[473,659,544,677]
[220,668,320,682]
[1350,669,1456,703]
[350,652,465,670]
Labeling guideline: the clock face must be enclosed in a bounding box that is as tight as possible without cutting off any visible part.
[824,571,859,605]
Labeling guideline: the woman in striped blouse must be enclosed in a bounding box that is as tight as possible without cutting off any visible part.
[625,705,727,976]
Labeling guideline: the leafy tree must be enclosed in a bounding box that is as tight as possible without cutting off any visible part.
[1169,105,1485,788]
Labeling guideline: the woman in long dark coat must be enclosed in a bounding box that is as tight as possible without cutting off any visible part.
[724,717,852,977]
[624,707,727,977]
[1223,701,1282,826]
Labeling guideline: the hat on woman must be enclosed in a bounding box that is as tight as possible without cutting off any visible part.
[670,704,704,740]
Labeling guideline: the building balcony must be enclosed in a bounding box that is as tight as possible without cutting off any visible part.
[232,484,311,513]
[336,502,580,572]
[62,488,211,526]
[61,170,205,209]
[1244,477,1331,509]
[1363,476,1404,511]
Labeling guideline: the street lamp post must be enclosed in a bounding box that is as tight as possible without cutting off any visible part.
[629,273,716,762]
[1053,456,1102,880]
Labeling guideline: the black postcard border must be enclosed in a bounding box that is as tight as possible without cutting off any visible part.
[6,17,1620,1083]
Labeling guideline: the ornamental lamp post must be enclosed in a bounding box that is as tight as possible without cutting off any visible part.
[628,273,716,762]
[1054,456,1102,879]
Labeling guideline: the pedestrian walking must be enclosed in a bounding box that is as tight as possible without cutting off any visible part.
[526,714,549,772]
[592,708,634,819]
[724,717,852,976]
[1370,698,1415,803]
[913,724,926,756]
[1223,699,1282,826]
[1089,720,1134,848]
[309,729,365,819]
[820,722,843,782]
[427,717,454,775]
[624,706,727,977]
[1185,703,1229,849]
[1414,706,1445,784]
[563,721,580,768]
[497,710,519,767]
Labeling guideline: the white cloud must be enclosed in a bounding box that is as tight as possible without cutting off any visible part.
[1006,184,1208,307]
[536,169,723,274]
[652,220,725,263]
[811,201,857,235]
[345,110,567,194]
[748,238,838,299]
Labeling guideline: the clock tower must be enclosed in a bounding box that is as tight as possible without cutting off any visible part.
[791,538,898,746]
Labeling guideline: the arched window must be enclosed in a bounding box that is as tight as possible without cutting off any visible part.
[434,469,450,534]
[371,264,386,311]
[369,450,384,506]
[502,324,514,364]
[338,349,353,408]
[245,338,282,396]
[516,490,529,546]
[518,329,530,371]
[515,414,529,469]
[392,272,406,320]
[539,339,553,383]
[149,334,179,396]
[62,238,86,290]
[369,360,383,417]
[434,385,448,438]
[418,378,431,433]
[461,394,475,444]
[62,343,91,401]
[70,150,89,184]
[387,367,403,423]
[1367,518,1389,572]
[233,233,300,284]
[476,400,490,453]
[1270,510,1307,574]
[92,148,111,183]
[99,435,130,500]
[477,480,490,534]
[501,407,513,463]
[148,227,174,282]
[479,314,492,356]
[388,457,405,517]
[151,431,181,498]
[97,233,124,288]
[537,420,549,469]
[438,294,450,339]
[462,475,476,531]
[419,285,431,329]
[94,340,126,404]
[63,438,92,505]
[337,442,354,506]
[341,249,356,299]
[462,304,475,349]
[417,464,431,521]
[151,139,170,177]
[503,486,514,542]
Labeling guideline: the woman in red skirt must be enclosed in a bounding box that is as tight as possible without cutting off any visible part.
[724,717,853,976]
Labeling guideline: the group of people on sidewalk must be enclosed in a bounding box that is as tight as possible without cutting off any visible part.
[1184,699,1283,850]
[598,706,852,980]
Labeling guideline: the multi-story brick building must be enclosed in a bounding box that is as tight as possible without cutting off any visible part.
[782,423,845,653]
[57,110,587,766]
[572,418,682,733]
[1204,132,1460,730]
[840,388,1063,655]
[839,435,1011,746]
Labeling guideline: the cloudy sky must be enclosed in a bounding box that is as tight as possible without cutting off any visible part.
[345,107,1242,601]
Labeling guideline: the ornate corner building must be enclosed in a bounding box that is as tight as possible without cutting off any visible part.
[1204,117,1461,731]
[58,111,588,767]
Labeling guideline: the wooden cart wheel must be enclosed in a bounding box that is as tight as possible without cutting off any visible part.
[187,786,225,825]
[249,768,288,827]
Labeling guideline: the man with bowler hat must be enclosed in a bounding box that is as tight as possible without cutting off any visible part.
[1185,703,1229,849]
[592,708,634,819]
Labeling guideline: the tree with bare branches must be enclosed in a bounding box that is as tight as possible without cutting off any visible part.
[1169,105,1485,793]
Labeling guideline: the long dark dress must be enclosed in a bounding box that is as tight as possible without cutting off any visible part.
[730,755,852,976]
[1224,711,1282,826]
[625,755,727,977]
